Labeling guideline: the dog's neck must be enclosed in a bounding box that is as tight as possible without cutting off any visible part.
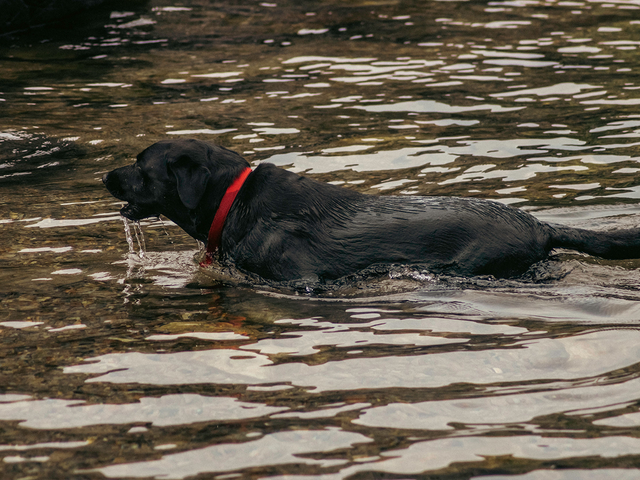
[201,167,252,264]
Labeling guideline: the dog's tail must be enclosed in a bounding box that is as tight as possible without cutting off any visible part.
[548,224,640,259]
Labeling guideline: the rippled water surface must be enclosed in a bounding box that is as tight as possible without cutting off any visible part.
[3,0,640,478]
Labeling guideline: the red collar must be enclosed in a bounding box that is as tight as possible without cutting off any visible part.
[202,167,252,265]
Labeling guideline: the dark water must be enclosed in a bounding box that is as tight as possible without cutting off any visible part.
[3,0,640,478]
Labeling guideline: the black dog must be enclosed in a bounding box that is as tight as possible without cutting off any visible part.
[103,138,640,282]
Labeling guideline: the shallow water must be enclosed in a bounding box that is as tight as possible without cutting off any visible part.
[3,0,640,478]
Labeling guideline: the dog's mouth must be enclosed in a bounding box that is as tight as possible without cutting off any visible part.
[120,203,158,221]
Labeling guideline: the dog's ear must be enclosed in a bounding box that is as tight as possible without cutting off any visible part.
[168,155,211,210]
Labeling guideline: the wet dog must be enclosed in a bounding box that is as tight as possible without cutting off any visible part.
[103,138,640,282]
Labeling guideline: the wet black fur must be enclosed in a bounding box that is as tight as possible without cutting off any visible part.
[103,138,640,282]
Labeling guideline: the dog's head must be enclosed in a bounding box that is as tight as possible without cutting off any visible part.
[103,139,250,241]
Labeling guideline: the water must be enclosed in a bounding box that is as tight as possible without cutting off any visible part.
[2,0,640,478]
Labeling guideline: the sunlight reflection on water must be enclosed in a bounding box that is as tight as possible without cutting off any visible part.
[3,0,640,478]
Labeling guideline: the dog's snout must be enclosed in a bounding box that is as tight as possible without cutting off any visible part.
[102,172,109,185]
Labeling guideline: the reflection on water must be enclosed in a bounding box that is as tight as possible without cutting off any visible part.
[3,0,640,478]
[96,429,372,479]
[62,329,640,391]
[0,394,287,429]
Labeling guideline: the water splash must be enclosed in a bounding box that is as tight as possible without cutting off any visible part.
[157,217,174,245]
[119,217,147,304]
[121,216,145,259]
[121,216,136,256]
[132,221,146,259]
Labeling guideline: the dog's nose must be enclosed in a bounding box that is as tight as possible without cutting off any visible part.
[102,172,109,185]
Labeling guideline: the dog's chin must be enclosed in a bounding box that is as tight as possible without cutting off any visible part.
[120,203,158,221]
